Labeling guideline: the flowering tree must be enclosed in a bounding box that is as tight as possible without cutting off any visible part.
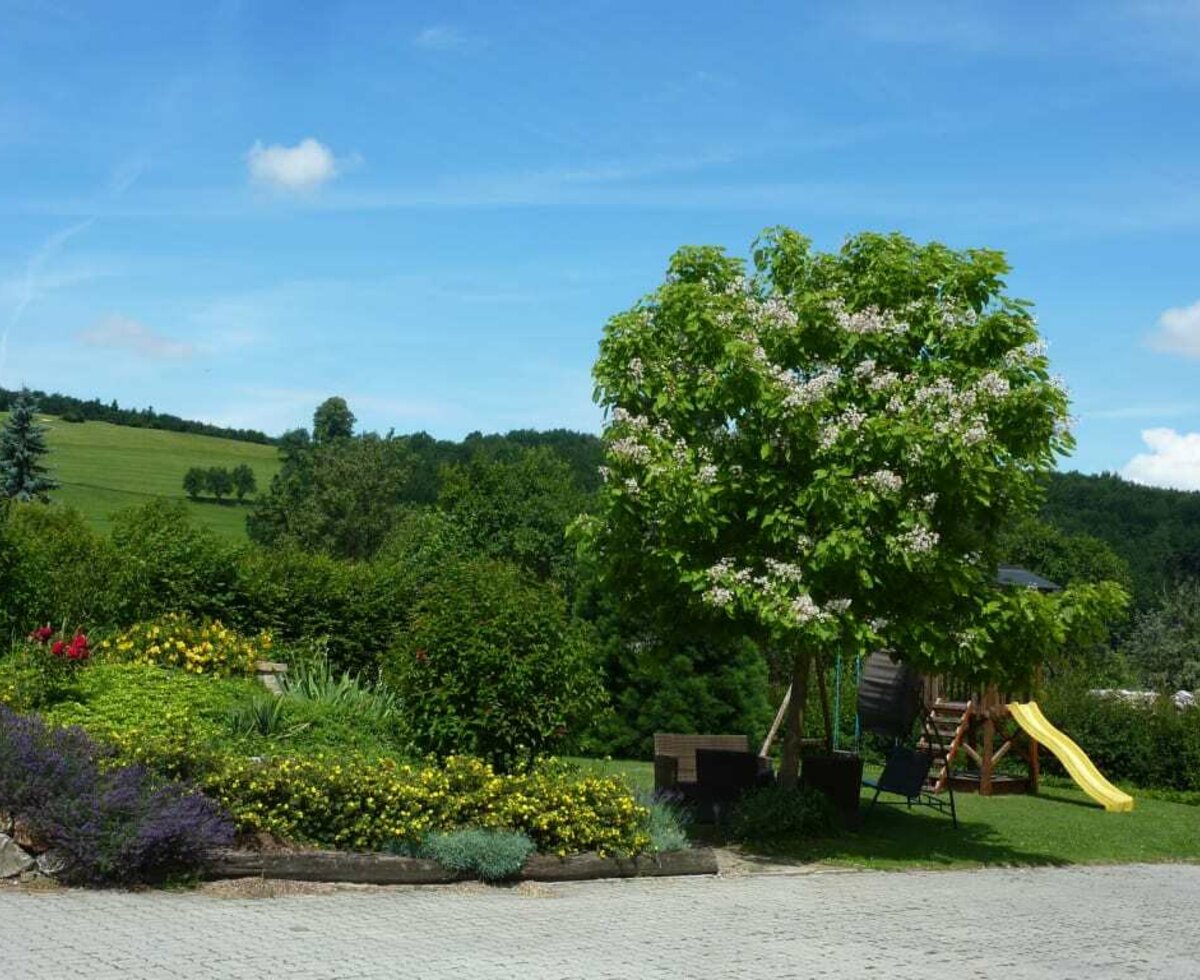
[578,229,1092,783]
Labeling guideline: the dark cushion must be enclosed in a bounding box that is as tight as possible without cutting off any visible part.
[695,749,761,803]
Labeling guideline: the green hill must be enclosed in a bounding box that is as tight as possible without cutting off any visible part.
[1,414,280,538]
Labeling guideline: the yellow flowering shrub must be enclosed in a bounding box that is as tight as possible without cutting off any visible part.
[98,613,271,676]
[203,754,651,856]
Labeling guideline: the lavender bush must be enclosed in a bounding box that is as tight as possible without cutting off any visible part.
[0,706,232,884]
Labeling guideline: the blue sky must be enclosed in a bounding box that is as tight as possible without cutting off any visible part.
[3,1,1200,486]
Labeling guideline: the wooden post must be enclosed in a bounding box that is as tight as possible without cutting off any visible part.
[759,684,792,759]
[980,686,996,796]
[815,656,834,755]
[778,651,812,789]
[1029,737,1040,793]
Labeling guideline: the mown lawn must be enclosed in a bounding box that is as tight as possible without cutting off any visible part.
[1,414,279,538]
[577,757,1200,869]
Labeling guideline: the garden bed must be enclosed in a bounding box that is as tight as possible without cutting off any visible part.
[203,846,717,885]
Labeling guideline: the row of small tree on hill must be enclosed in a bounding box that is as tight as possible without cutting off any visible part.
[183,465,257,503]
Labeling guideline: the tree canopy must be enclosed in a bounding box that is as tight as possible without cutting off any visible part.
[579,228,1115,692]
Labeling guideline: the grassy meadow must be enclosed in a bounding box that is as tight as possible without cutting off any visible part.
[1,413,279,538]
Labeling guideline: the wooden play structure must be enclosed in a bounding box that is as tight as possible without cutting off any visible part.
[919,675,1041,796]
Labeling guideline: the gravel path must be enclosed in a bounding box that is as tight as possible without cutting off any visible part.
[2,863,1198,978]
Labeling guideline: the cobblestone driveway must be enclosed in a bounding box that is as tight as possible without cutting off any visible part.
[2,863,1197,979]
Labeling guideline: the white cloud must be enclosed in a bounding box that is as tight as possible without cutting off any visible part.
[77,314,196,360]
[1122,427,1200,491]
[1149,300,1200,358]
[246,138,340,192]
[414,25,469,50]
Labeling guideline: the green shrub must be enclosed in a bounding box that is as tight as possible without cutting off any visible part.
[203,754,651,855]
[232,546,402,676]
[418,828,536,881]
[581,623,773,760]
[108,500,239,623]
[41,662,257,778]
[384,558,605,771]
[728,784,837,843]
[0,504,115,636]
[1041,679,1200,791]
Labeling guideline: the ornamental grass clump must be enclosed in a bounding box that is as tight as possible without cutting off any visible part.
[99,613,271,676]
[0,706,233,884]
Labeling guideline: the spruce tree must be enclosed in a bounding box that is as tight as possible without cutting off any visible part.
[0,388,59,502]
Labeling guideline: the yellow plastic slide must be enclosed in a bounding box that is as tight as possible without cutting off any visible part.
[1007,701,1134,812]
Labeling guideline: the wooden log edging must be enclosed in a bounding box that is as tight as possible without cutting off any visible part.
[203,847,718,885]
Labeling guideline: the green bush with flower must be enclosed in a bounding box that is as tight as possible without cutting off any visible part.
[98,613,272,676]
[203,754,651,856]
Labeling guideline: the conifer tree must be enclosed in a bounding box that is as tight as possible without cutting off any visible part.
[0,388,59,502]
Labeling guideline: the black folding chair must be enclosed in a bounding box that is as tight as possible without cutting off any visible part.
[862,745,958,827]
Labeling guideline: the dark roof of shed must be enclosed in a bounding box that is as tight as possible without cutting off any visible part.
[996,565,1062,592]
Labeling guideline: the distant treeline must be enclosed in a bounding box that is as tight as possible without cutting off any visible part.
[1040,471,1200,608]
[0,387,275,445]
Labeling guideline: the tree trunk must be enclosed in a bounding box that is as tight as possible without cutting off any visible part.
[777,651,812,789]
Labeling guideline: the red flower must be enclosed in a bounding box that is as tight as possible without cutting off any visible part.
[28,625,54,644]
[66,633,90,661]
[51,640,67,657]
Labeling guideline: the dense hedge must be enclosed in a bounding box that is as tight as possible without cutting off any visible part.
[0,497,776,759]
[1041,681,1200,792]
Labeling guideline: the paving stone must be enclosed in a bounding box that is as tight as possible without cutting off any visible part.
[0,863,1197,978]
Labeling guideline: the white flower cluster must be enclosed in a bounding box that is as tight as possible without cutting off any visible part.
[818,407,867,450]
[897,525,939,555]
[961,420,990,446]
[861,469,904,493]
[789,593,825,624]
[704,555,851,628]
[608,437,651,464]
[1002,339,1047,369]
[764,558,805,583]
[752,295,799,331]
[629,357,645,384]
[828,299,908,335]
[975,371,1010,399]
[697,463,719,484]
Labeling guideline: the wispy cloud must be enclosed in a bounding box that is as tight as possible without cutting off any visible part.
[1084,402,1200,420]
[0,218,94,384]
[1148,299,1200,358]
[413,25,472,51]
[77,314,196,360]
[1122,427,1200,491]
[246,138,349,193]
